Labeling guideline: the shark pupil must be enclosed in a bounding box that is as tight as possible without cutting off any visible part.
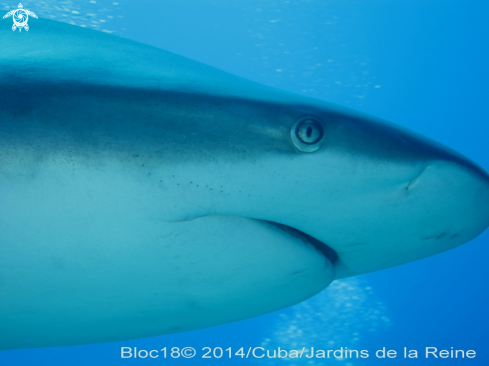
[296,120,323,145]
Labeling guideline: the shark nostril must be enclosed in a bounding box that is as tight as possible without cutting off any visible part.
[406,166,431,194]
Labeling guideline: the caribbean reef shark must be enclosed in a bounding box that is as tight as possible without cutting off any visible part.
[1,19,488,350]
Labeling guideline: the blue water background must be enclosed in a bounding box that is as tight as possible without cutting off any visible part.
[1,0,488,364]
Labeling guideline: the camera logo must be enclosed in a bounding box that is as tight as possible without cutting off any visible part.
[3,3,37,32]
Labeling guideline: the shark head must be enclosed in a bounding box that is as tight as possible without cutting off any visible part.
[227,102,489,278]
[1,19,488,349]
[144,88,489,279]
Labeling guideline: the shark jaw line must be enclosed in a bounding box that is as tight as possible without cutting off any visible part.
[170,214,339,265]
[264,220,338,264]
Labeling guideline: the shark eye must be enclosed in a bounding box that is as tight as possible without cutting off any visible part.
[297,120,323,144]
[291,116,325,152]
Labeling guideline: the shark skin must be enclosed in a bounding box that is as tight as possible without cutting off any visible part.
[0,19,488,349]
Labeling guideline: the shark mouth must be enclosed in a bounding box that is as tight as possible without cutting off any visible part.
[173,215,338,265]
[264,220,338,264]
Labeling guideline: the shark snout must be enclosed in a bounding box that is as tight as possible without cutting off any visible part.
[307,113,489,277]
[394,148,489,263]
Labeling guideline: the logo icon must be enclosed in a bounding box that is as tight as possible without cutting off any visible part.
[3,3,37,32]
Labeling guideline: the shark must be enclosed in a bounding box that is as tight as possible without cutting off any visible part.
[1,19,488,350]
